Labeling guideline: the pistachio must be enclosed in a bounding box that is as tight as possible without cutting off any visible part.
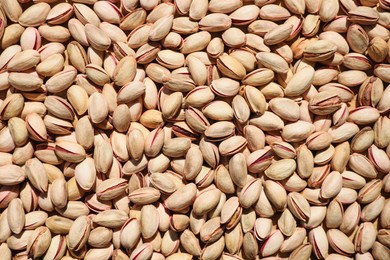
[0,0,387,258]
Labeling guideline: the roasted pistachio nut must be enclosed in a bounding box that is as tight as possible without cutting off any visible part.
[0,0,388,259]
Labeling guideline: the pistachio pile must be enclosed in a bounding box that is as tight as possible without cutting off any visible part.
[0,0,390,259]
